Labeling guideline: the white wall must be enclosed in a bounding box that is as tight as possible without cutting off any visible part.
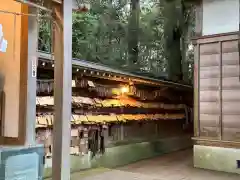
[72,0,78,10]
[202,0,239,35]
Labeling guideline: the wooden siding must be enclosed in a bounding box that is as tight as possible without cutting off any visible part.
[195,33,240,142]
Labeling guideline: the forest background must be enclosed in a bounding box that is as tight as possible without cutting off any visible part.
[38,0,195,84]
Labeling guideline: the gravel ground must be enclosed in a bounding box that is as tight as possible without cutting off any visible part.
[80,149,240,180]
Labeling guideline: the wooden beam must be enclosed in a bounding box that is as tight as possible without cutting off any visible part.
[15,0,52,12]
[24,5,38,145]
[52,0,72,179]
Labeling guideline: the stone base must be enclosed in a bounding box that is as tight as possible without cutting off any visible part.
[44,135,192,178]
[0,144,44,180]
[194,145,240,174]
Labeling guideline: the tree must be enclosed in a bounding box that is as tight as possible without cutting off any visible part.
[38,0,195,83]
[128,0,140,65]
[163,0,182,81]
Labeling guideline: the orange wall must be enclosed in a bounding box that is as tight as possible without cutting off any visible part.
[0,1,27,138]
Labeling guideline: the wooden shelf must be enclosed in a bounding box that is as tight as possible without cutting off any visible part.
[36,113,186,128]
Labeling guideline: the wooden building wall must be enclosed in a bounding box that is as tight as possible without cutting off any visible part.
[195,33,240,141]
[0,1,28,141]
[106,119,191,146]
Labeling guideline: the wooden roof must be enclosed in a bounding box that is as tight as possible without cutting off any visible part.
[38,51,193,91]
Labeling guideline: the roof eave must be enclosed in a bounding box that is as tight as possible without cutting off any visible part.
[38,51,193,90]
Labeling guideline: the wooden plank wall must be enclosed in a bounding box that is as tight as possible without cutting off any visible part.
[199,42,220,138]
[196,33,240,141]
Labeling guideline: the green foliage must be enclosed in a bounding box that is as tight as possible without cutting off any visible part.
[38,11,52,52]
[38,0,195,83]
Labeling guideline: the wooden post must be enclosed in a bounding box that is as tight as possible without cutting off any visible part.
[52,0,72,180]
[25,6,38,146]
[194,43,200,137]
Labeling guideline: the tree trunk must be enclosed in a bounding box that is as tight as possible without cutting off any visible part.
[128,0,140,66]
[180,0,191,83]
[163,0,183,81]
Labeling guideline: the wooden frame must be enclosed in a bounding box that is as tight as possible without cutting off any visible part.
[0,2,29,145]
[193,32,239,146]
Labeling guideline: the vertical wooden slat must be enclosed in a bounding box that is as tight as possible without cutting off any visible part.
[198,43,201,137]
[219,41,223,140]
[18,4,29,144]
[194,43,200,137]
